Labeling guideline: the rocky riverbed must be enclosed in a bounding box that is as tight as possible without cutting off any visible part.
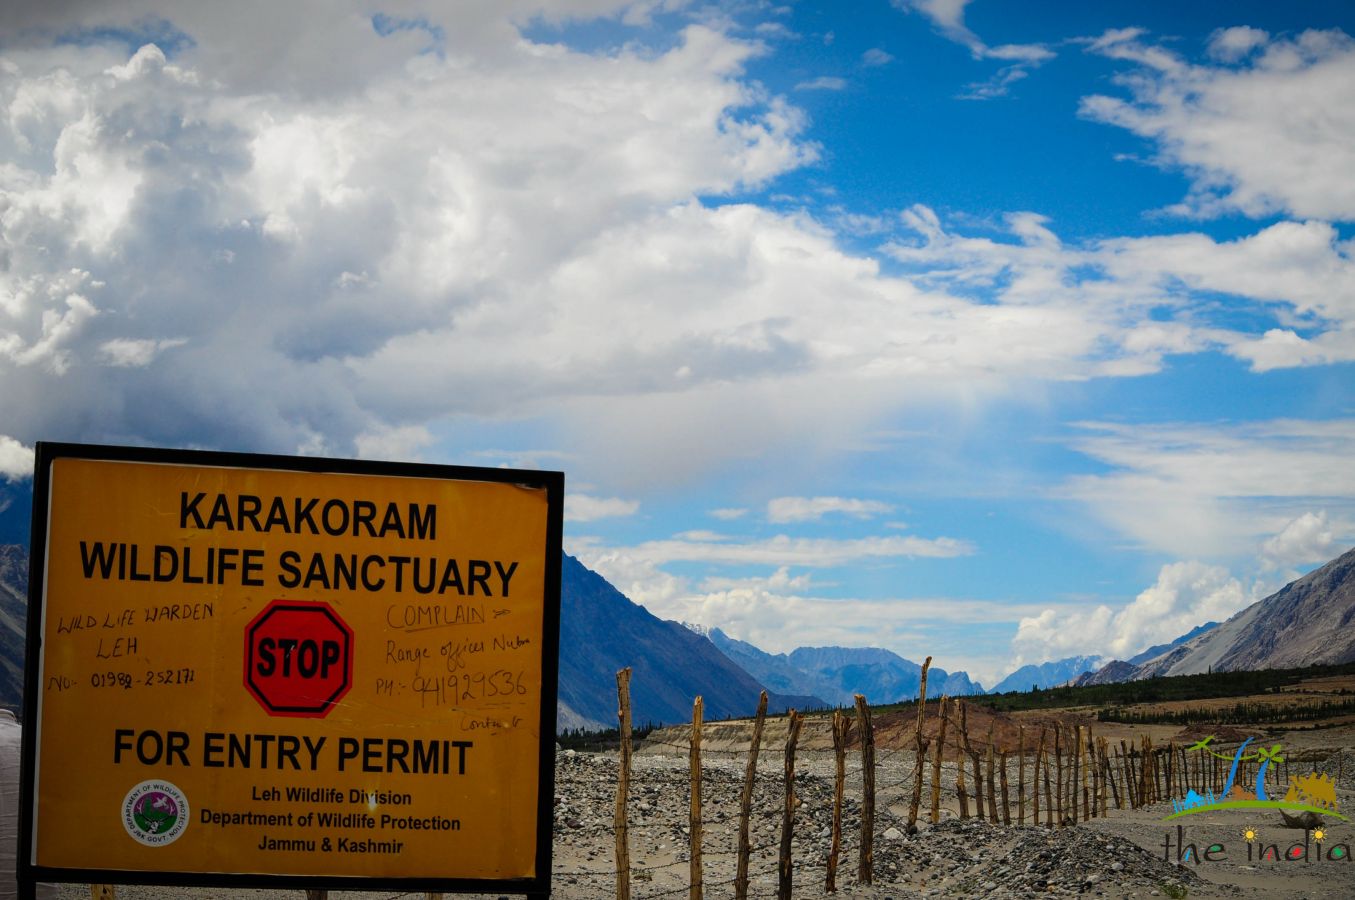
[44,740,1354,899]
[548,749,1206,899]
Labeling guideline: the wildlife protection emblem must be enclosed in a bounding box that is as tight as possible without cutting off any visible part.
[122,780,189,847]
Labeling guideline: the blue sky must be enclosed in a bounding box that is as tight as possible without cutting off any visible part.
[1,1,1353,685]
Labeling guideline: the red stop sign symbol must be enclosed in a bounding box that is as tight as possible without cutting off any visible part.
[244,600,354,718]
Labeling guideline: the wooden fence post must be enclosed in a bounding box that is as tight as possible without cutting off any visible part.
[1043,736,1054,827]
[1017,725,1025,825]
[1144,742,1153,804]
[1153,740,1163,804]
[855,695,875,885]
[999,750,1011,826]
[1033,726,1045,826]
[1070,725,1081,824]
[690,696,704,900]
[1054,725,1064,827]
[969,709,986,821]
[1116,743,1126,807]
[1138,736,1151,806]
[735,691,768,900]
[1101,738,1120,810]
[930,696,949,824]
[1088,732,1099,815]
[615,668,632,900]
[1120,741,1135,808]
[1164,742,1175,806]
[985,722,998,825]
[1153,747,1163,802]
[1085,730,1094,820]
[907,657,932,830]
[954,700,969,819]
[778,711,803,900]
[827,709,848,893]
[1079,726,1091,821]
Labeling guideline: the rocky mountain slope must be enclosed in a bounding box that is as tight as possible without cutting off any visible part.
[703,627,985,705]
[1081,545,1355,683]
[0,546,26,709]
[1124,620,1220,666]
[987,655,1104,694]
[783,645,984,704]
[702,628,839,705]
[0,481,31,547]
[557,555,822,728]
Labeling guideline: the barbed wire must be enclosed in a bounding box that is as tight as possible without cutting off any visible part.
[359,739,1341,900]
[549,833,786,879]
[548,696,1345,897]
[632,859,784,900]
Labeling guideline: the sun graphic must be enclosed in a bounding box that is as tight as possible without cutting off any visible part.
[1314,829,1325,842]
[1243,828,1257,842]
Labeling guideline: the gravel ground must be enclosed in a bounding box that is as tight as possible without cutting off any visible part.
[41,741,1353,899]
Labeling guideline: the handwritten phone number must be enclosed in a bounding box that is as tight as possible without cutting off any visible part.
[412,670,528,707]
[90,668,196,689]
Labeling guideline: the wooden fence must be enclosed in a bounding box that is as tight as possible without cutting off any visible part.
[85,663,1334,900]
[608,664,1314,899]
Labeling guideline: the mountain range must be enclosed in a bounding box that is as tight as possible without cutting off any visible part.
[0,546,28,708]
[556,554,823,728]
[1076,545,1355,684]
[701,628,984,705]
[0,540,988,726]
[988,622,1224,693]
[0,481,31,546]
[2,501,1352,723]
[986,655,1105,694]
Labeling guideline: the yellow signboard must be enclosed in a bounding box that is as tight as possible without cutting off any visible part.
[20,444,562,894]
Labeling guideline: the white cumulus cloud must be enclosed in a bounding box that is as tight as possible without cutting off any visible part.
[1061,419,1355,558]
[564,494,640,522]
[794,76,847,91]
[0,436,34,480]
[766,496,893,523]
[1012,561,1248,665]
[895,0,1052,63]
[1259,511,1337,572]
[1082,27,1355,221]
[573,544,1046,686]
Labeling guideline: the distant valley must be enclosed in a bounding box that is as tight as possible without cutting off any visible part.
[696,625,985,707]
